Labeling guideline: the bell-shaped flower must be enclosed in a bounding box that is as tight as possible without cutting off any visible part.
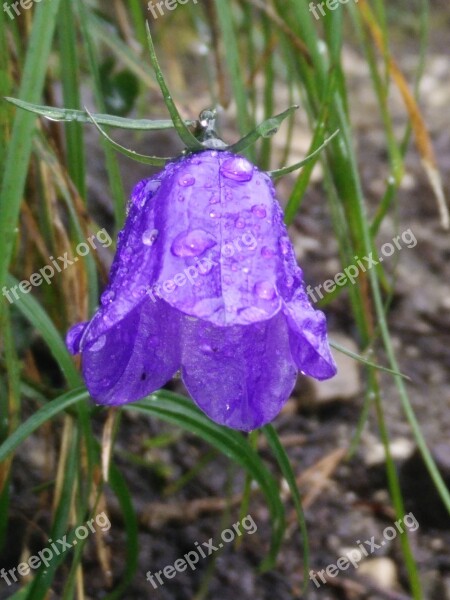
[67,149,336,431]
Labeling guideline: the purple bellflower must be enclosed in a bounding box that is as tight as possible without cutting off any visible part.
[67,149,337,431]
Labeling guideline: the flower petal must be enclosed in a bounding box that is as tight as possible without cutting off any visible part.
[152,151,284,326]
[81,299,181,405]
[284,288,337,380]
[79,174,167,347]
[180,312,297,431]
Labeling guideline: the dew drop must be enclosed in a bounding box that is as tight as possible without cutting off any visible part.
[142,228,159,246]
[261,246,275,258]
[220,156,254,182]
[171,229,217,258]
[147,180,161,195]
[251,204,267,218]
[88,335,106,352]
[209,209,221,219]
[286,275,294,288]
[254,280,277,300]
[235,217,245,229]
[279,236,290,255]
[101,289,115,305]
[131,286,146,299]
[178,174,195,187]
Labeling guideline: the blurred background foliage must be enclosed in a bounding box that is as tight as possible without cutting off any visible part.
[0,0,449,598]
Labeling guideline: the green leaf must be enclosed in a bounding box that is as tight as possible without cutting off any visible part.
[228,106,299,155]
[145,22,203,151]
[85,107,170,166]
[3,97,195,130]
[270,129,340,179]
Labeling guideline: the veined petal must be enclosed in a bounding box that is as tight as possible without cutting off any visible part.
[284,288,337,380]
[81,299,181,405]
[80,173,168,346]
[152,151,284,326]
[180,312,297,431]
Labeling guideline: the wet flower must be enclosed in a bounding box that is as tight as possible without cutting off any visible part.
[66,149,336,431]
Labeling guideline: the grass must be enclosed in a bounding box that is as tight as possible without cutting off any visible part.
[0,0,447,597]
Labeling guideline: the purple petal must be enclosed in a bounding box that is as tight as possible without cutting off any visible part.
[284,287,337,380]
[66,322,88,355]
[151,151,284,326]
[81,299,181,405]
[180,312,297,431]
[79,174,167,346]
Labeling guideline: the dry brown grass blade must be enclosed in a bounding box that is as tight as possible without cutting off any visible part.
[358,0,449,229]
[101,408,120,483]
[297,447,348,509]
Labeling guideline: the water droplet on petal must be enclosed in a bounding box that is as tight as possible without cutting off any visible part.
[178,174,195,187]
[220,156,254,182]
[209,209,221,219]
[261,246,275,258]
[131,286,146,299]
[279,236,290,255]
[254,280,277,300]
[101,289,115,305]
[286,275,294,288]
[88,335,106,352]
[147,180,161,194]
[171,229,217,258]
[235,217,245,229]
[142,228,159,246]
[252,204,267,218]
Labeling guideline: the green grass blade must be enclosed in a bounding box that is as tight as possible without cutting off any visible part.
[125,392,286,571]
[6,274,80,386]
[0,388,84,465]
[263,424,310,592]
[58,0,87,200]
[0,0,62,296]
